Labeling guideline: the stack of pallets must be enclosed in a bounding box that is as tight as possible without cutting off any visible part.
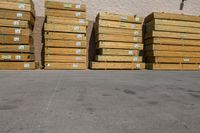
[44,0,88,70]
[0,0,35,70]
[144,12,200,70]
[90,12,145,70]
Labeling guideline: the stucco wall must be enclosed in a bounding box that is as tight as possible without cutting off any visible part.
[33,0,200,20]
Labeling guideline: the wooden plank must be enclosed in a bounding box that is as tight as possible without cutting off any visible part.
[97,12,143,23]
[45,1,86,12]
[44,23,86,34]
[146,63,200,71]
[145,31,200,40]
[96,55,143,62]
[97,19,142,30]
[45,40,86,48]
[99,49,142,56]
[0,53,34,61]
[45,55,86,63]
[97,34,142,43]
[97,42,143,50]
[0,62,35,70]
[90,62,145,70]
[0,35,32,44]
[0,27,32,36]
[45,32,86,41]
[45,48,86,56]
[45,9,86,19]
[47,16,88,26]
[1,0,33,4]
[0,45,33,52]
[0,19,29,28]
[44,63,86,70]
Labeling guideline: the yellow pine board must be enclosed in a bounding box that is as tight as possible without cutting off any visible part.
[45,40,86,48]
[45,47,86,55]
[0,45,33,52]
[0,35,32,44]
[0,19,29,28]
[97,42,143,50]
[99,49,142,56]
[0,62,35,70]
[44,23,86,33]
[44,62,86,70]
[0,53,34,61]
[0,27,32,36]
[45,55,86,63]
[1,0,32,4]
[96,55,143,62]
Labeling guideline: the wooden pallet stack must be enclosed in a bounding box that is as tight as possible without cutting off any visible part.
[90,12,145,70]
[0,0,35,70]
[144,12,200,70]
[44,0,88,70]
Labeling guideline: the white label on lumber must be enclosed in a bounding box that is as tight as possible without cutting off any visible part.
[134,44,139,48]
[73,64,79,68]
[15,55,21,60]
[120,16,128,20]
[135,17,140,22]
[15,29,21,34]
[14,37,20,42]
[74,26,80,31]
[134,31,139,36]
[64,3,72,8]
[76,49,81,54]
[16,13,23,17]
[198,65,200,69]
[76,57,82,60]
[79,19,85,24]
[76,4,81,9]
[76,12,81,17]
[136,64,141,69]
[134,37,138,42]
[13,21,20,26]
[76,42,82,46]
[1,55,11,59]
[46,64,50,67]
[131,24,136,29]
[24,63,30,68]
[183,58,190,62]
[18,4,25,9]
[18,45,25,50]
[129,50,134,55]
[133,57,139,62]
[77,34,83,38]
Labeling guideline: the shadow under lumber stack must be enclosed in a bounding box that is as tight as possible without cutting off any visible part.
[90,12,145,70]
[144,12,200,70]
[0,0,35,70]
[44,0,88,70]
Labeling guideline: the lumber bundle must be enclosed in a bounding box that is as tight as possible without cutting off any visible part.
[144,12,200,71]
[0,0,36,70]
[44,1,87,70]
[90,12,145,70]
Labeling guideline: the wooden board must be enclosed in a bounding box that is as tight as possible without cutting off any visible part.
[45,40,86,48]
[0,27,32,36]
[45,1,86,12]
[97,34,142,43]
[90,62,145,70]
[45,32,86,41]
[1,0,33,4]
[44,63,86,70]
[45,48,86,56]
[97,19,142,30]
[145,12,200,23]
[96,55,143,62]
[0,53,34,61]
[47,16,88,26]
[0,62,35,70]
[146,63,200,71]
[44,23,86,34]
[99,49,142,56]
[45,55,86,63]
[0,19,29,28]
[0,35,32,44]
[97,12,143,23]
[97,42,143,50]
[146,57,200,64]
[0,45,33,52]
[45,9,86,19]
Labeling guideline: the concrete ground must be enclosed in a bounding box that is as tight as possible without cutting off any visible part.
[0,71,200,133]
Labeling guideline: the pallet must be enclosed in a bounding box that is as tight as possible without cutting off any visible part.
[45,32,86,41]
[99,49,142,56]
[45,1,86,12]
[45,55,86,63]
[46,16,88,26]
[45,48,86,55]
[44,63,86,70]
[0,35,32,44]
[0,53,34,61]
[97,41,143,50]
[96,55,142,62]
[146,63,200,71]
[45,40,86,48]
[45,9,86,19]
[44,23,86,34]
[90,62,145,70]
[0,62,35,70]
[0,45,33,53]
[0,19,29,28]
[97,12,143,23]
[0,27,32,36]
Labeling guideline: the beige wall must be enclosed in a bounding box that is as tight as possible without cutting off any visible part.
[33,0,200,20]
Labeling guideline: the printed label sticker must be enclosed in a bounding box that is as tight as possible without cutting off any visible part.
[64,3,72,8]
[129,50,134,55]
[134,31,139,36]
[76,4,81,9]
[183,58,190,62]
[76,57,82,60]
[79,19,85,24]
[1,55,11,60]
[18,45,25,50]
[133,57,139,62]
[16,13,23,17]
[73,64,79,68]
[135,17,140,22]
[18,4,25,9]
[136,64,141,69]
[15,55,21,60]
[15,29,21,34]
[74,26,80,31]
[13,21,20,26]
[76,42,82,46]
[77,34,83,38]
[76,12,81,17]
[76,49,81,54]
[134,44,139,48]
[24,63,30,68]
[14,37,20,42]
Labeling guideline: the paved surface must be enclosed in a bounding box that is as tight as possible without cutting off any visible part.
[0,71,200,133]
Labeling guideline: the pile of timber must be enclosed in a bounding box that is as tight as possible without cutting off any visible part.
[44,1,88,70]
[144,12,200,70]
[0,0,35,70]
[90,12,145,70]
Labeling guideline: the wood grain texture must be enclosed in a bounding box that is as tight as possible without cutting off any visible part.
[0,62,35,70]
[0,53,34,61]
[45,55,86,63]
[45,40,86,48]
[0,45,33,53]
[97,42,143,50]
[44,62,86,70]
[96,55,143,62]
[45,47,86,55]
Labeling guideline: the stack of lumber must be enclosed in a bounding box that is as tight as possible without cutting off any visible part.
[90,12,145,70]
[44,0,88,70]
[0,0,35,70]
[144,12,200,70]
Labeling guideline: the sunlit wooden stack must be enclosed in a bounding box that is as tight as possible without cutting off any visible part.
[144,12,200,70]
[90,12,145,70]
[0,0,35,70]
[44,1,87,70]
